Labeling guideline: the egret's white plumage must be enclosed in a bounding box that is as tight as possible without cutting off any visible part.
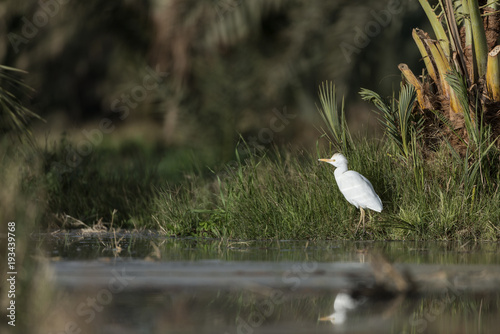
[319,153,382,230]
[319,292,366,324]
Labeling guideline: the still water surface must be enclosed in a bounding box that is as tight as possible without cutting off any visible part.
[37,232,500,334]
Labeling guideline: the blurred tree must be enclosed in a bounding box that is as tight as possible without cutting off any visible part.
[1,0,152,120]
[0,0,426,160]
[149,0,424,158]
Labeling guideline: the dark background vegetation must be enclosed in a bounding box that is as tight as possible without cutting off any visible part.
[2,0,427,159]
[0,0,430,228]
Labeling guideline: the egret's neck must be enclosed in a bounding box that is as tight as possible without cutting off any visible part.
[334,164,348,177]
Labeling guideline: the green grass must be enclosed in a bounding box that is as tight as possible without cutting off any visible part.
[153,140,500,241]
[2,131,500,240]
[33,136,213,229]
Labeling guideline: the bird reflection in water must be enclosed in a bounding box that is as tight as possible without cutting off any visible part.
[319,291,367,325]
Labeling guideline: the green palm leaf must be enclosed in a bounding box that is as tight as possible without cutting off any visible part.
[316,81,353,152]
[0,65,42,145]
[360,85,420,162]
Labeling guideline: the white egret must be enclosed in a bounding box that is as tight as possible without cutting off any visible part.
[318,153,382,231]
[319,292,366,324]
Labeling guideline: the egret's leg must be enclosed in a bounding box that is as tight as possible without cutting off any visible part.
[361,207,366,232]
[355,208,365,233]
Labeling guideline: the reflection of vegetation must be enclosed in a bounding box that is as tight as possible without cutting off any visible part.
[27,237,500,334]
[34,279,500,333]
[36,236,500,263]
[398,293,497,334]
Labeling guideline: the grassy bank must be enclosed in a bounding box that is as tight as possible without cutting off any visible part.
[2,0,500,241]
[2,122,499,241]
[1,136,206,230]
[153,139,500,241]
[1,122,499,241]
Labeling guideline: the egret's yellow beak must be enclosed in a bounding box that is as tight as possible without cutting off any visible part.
[318,158,333,162]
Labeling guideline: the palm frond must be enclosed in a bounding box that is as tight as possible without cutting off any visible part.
[398,84,417,157]
[429,108,468,147]
[412,29,439,84]
[316,81,353,152]
[0,65,41,145]
[360,89,400,148]
[445,69,476,139]
[446,68,498,188]
[360,85,418,162]
[418,0,450,57]
[443,0,467,75]
[467,0,488,78]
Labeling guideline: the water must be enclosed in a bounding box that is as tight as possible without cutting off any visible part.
[34,232,500,333]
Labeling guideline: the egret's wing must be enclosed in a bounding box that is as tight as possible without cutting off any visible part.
[335,171,383,212]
